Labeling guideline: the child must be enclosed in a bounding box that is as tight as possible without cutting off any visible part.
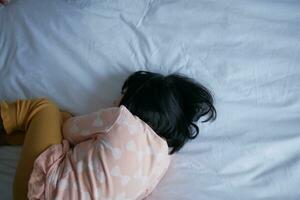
[0,0,9,6]
[0,70,216,200]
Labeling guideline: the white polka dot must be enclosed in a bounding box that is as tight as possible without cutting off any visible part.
[94,189,102,199]
[58,178,69,191]
[111,166,121,177]
[156,152,164,161]
[127,123,138,135]
[144,148,151,155]
[115,192,131,200]
[77,161,85,172]
[100,140,122,160]
[115,192,126,200]
[92,116,104,127]
[126,140,136,151]
[137,151,144,161]
[141,176,149,185]
[98,171,105,183]
[80,129,90,136]
[121,176,130,186]
[70,124,79,133]
[112,148,122,160]
[82,191,91,200]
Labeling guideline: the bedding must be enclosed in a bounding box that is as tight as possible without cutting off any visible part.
[1,0,300,199]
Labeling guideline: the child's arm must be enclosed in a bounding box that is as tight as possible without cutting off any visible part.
[62,107,121,145]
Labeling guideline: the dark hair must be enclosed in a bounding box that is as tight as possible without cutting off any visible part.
[119,70,216,155]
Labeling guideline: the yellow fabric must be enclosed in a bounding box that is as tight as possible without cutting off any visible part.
[0,98,72,200]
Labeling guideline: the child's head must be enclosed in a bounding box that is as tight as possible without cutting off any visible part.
[118,70,216,154]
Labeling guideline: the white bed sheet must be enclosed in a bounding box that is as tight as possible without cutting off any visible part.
[1,0,300,199]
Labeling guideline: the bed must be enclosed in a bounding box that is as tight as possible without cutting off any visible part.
[1,0,300,199]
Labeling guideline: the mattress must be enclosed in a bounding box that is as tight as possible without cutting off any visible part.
[1,0,300,199]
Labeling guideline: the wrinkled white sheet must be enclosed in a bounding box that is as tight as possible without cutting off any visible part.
[1,0,300,199]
